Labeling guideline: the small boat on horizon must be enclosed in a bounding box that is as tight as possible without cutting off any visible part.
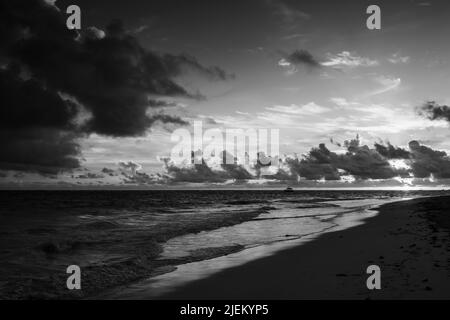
[284,186,294,192]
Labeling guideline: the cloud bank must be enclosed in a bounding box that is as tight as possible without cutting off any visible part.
[112,137,450,186]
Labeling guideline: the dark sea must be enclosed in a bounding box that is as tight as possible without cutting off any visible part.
[0,189,446,298]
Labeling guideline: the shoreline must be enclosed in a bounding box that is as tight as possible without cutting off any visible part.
[0,204,270,300]
[142,195,450,299]
[2,193,448,299]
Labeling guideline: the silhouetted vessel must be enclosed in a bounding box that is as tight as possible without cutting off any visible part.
[284,186,294,192]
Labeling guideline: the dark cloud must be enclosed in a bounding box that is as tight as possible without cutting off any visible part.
[408,140,450,178]
[285,144,340,180]
[414,101,450,178]
[0,127,81,174]
[418,101,450,123]
[285,137,409,181]
[220,151,254,180]
[157,138,418,184]
[162,53,235,81]
[122,171,159,184]
[148,113,189,126]
[162,152,255,183]
[0,67,78,131]
[0,66,81,173]
[148,100,180,108]
[282,50,321,69]
[101,167,117,176]
[0,0,231,173]
[201,117,220,125]
[374,142,410,159]
[286,138,450,181]
[158,151,282,184]
[161,138,405,183]
[75,172,105,179]
[335,145,401,180]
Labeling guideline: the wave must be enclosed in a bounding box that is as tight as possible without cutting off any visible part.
[1,206,272,299]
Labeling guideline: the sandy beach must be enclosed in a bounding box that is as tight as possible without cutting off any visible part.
[156,196,450,299]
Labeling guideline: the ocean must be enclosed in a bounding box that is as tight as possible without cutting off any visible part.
[0,189,445,299]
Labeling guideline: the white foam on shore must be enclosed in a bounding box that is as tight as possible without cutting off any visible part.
[99,196,414,299]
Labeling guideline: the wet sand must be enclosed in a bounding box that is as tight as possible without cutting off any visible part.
[158,196,450,299]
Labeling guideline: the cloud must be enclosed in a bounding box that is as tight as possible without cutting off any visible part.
[285,138,450,181]
[46,137,450,186]
[409,140,450,178]
[266,102,329,115]
[148,113,189,126]
[0,0,231,173]
[98,164,161,184]
[0,67,81,173]
[285,146,340,180]
[329,97,359,108]
[327,98,445,135]
[281,33,307,41]
[374,142,410,159]
[163,159,236,184]
[101,167,117,176]
[418,101,450,123]
[321,51,379,68]
[0,127,81,174]
[85,27,106,40]
[278,50,320,74]
[158,138,414,184]
[369,76,401,96]
[162,150,257,184]
[284,51,319,67]
[388,53,410,64]
[132,25,149,34]
[148,100,181,108]
[163,53,235,81]
[221,164,255,180]
[269,0,310,28]
[122,171,160,184]
[118,160,142,175]
[279,50,379,74]
[75,172,105,179]
[287,137,406,180]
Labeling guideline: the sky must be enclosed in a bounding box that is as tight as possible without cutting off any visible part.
[2,0,450,188]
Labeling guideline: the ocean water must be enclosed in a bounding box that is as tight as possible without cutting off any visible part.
[0,190,445,298]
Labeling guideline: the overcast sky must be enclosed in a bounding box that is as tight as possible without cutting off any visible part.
[2,0,450,188]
